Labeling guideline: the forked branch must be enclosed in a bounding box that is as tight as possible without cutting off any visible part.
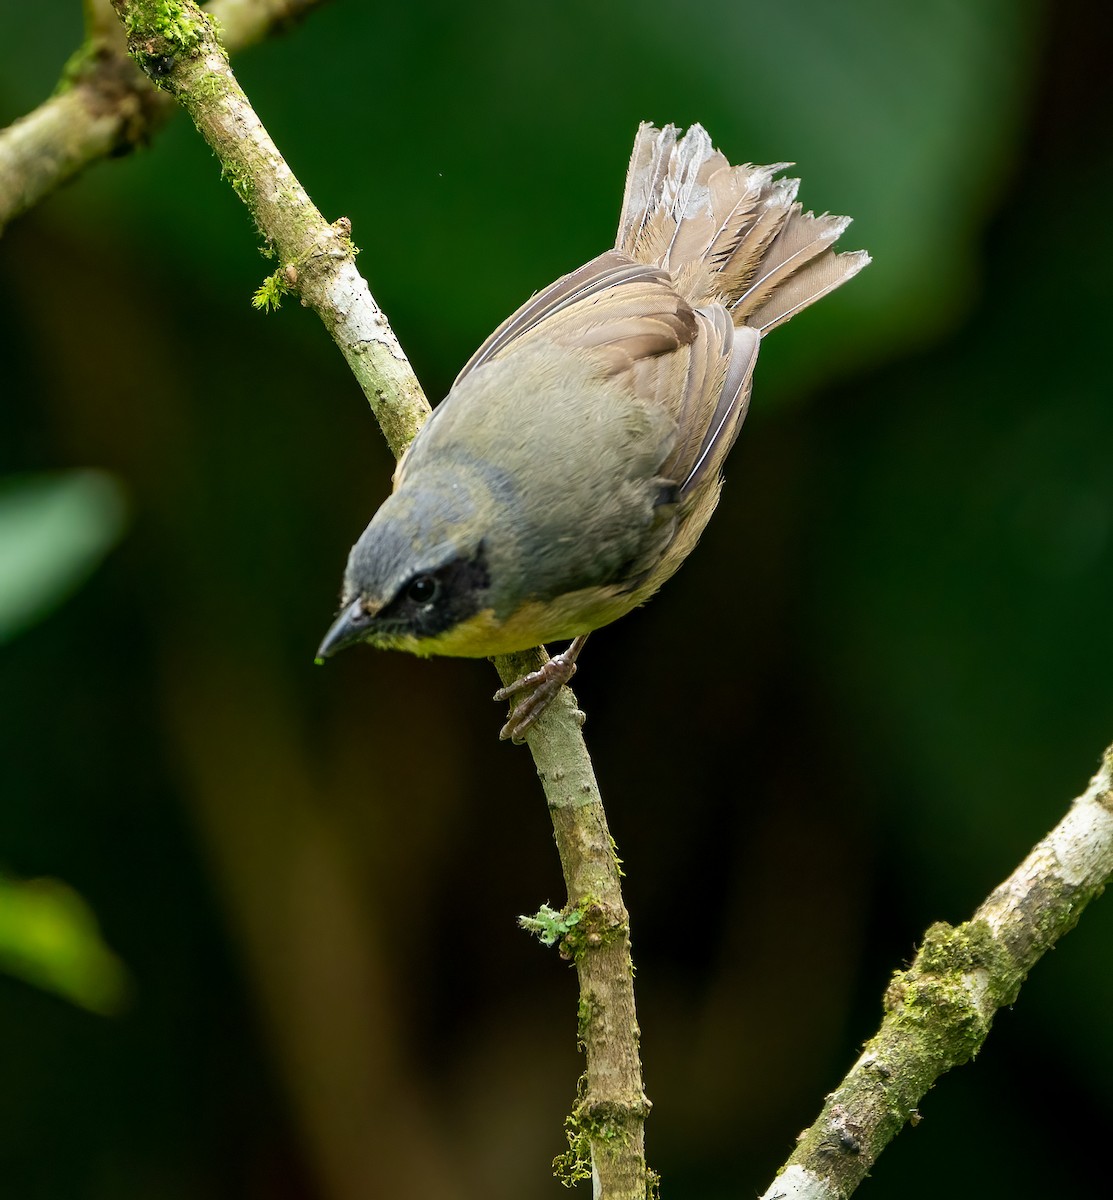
[0,0,328,235]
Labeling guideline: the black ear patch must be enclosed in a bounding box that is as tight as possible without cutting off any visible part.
[377,542,491,640]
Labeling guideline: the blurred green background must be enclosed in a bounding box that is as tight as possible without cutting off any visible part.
[2,1,1111,1197]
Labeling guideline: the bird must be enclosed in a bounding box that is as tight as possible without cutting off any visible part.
[317,122,869,740]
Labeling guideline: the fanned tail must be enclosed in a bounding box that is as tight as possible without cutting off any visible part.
[616,123,869,335]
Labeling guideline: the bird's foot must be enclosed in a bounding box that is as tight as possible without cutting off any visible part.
[495,642,585,742]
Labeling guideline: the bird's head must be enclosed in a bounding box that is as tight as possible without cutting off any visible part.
[316,476,493,661]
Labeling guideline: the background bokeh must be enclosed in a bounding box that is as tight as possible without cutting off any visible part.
[2,1,1112,1197]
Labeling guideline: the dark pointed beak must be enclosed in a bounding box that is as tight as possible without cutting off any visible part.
[316,599,374,662]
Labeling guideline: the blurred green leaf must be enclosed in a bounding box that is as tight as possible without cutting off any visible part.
[0,470,127,642]
[0,874,129,1015]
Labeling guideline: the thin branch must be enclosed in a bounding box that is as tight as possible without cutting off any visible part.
[0,53,161,235]
[108,2,651,1195]
[0,0,328,236]
[111,0,427,456]
[500,650,651,1197]
[760,744,1113,1200]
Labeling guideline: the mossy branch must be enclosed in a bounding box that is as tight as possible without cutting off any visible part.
[498,649,650,1196]
[0,0,328,237]
[759,744,1113,1200]
[106,2,652,1195]
[109,0,428,456]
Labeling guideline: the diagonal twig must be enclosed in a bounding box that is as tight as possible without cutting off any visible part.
[761,745,1113,1199]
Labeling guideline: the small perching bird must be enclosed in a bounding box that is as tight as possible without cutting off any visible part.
[318,123,869,739]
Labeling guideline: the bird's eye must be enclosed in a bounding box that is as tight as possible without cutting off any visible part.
[405,574,439,604]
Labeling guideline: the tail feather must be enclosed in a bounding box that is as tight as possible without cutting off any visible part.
[743,247,871,334]
[730,208,852,319]
[656,127,725,270]
[617,124,678,261]
[707,177,798,292]
[615,122,868,335]
[702,163,792,268]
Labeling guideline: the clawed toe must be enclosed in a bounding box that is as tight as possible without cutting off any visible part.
[496,651,580,741]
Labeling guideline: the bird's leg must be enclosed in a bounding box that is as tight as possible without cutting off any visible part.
[495,634,590,741]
